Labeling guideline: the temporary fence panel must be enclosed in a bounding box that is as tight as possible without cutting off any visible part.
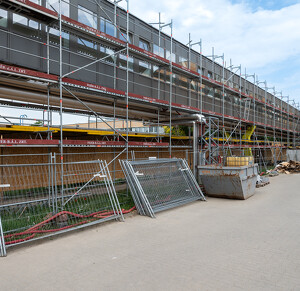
[120,158,205,218]
[0,159,123,256]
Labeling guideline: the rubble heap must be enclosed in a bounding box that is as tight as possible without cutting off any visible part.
[275,160,300,174]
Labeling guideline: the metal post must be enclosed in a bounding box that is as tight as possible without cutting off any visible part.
[126,0,129,160]
[59,0,64,208]
[0,214,6,257]
[161,19,173,158]
[188,33,191,107]
[191,38,202,112]
[280,95,283,161]
[273,88,277,166]
[200,40,203,114]
[222,54,225,163]
[169,20,173,158]
[193,121,199,176]
[47,26,50,136]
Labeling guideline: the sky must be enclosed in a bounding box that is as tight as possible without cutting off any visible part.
[120,0,300,106]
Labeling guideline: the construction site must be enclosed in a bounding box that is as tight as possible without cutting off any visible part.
[0,0,299,271]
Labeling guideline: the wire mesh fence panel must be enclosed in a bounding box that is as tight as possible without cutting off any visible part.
[0,158,123,254]
[121,158,205,218]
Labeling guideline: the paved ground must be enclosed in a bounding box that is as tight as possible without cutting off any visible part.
[0,174,299,291]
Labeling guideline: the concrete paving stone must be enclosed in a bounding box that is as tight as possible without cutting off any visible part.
[0,174,299,291]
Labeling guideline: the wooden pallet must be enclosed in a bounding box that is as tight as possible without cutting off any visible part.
[256,181,270,188]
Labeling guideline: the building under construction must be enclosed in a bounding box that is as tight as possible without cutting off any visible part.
[0,0,299,254]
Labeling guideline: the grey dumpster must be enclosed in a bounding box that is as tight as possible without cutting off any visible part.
[198,164,258,200]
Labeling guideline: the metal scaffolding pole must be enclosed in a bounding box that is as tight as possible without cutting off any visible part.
[206,49,224,162]
[149,12,165,151]
[190,38,202,112]
[126,0,129,160]
[59,0,64,208]
[161,19,173,158]
[188,33,192,107]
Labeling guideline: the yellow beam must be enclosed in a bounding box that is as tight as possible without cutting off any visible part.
[0,125,190,140]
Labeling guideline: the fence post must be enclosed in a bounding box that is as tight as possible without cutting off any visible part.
[0,215,6,257]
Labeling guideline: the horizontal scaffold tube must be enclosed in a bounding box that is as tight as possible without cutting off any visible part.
[0,86,159,120]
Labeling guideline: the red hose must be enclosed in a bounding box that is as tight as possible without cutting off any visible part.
[4,207,136,245]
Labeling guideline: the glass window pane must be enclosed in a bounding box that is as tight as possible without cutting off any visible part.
[78,38,96,49]
[179,56,187,68]
[13,14,28,26]
[47,0,69,17]
[139,39,150,51]
[29,19,39,29]
[139,60,151,77]
[120,30,132,43]
[153,44,163,57]
[49,28,69,48]
[106,20,115,36]
[0,8,8,28]
[78,5,96,28]
[119,54,133,71]
[166,50,175,62]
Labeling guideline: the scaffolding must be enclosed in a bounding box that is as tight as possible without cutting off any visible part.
[0,0,298,162]
[0,5,297,174]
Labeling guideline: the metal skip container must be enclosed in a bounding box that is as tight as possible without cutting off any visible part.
[197,164,258,200]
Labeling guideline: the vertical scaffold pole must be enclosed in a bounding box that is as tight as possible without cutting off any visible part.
[222,53,225,163]
[126,0,129,160]
[280,95,283,161]
[264,82,267,166]
[273,88,277,166]
[287,97,290,149]
[47,26,50,136]
[59,0,64,208]
[200,40,203,114]
[169,20,173,158]
[188,33,191,107]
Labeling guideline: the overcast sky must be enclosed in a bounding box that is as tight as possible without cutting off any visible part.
[121,0,300,105]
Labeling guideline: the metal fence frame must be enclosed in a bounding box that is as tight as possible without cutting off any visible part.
[0,157,124,256]
[121,158,205,218]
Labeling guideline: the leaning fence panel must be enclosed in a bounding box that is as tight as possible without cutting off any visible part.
[0,159,123,254]
[121,158,206,218]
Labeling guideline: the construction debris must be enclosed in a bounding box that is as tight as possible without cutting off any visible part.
[256,175,270,188]
[275,160,300,174]
[268,171,279,177]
